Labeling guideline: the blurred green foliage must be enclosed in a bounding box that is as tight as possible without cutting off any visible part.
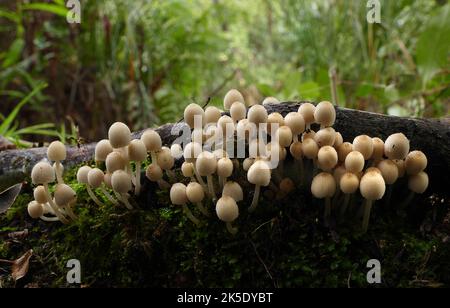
[0,0,448,144]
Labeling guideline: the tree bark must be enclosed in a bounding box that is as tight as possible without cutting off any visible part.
[0,103,449,194]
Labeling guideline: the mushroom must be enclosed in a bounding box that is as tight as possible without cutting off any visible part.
[314,101,335,128]
[181,162,196,182]
[105,151,126,174]
[279,177,295,198]
[284,112,305,142]
[276,126,293,148]
[247,160,271,212]
[216,196,239,234]
[184,142,207,190]
[345,151,365,173]
[94,139,113,165]
[77,165,105,207]
[217,157,233,188]
[393,159,406,178]
[302,129,316,141]
[47,141,66,184]
[186,182,209,217]
[405,150,427,175]
[333,132,343,149]
[128,139,147,194]
[317,145,338,171]
[222,181,244,202]
[311,172,336,224]
[157,146,176,182]
[243,157,255,171]
[314,127,336,147]
[298,103,316,130]
[88,168,119,206]
[141,129,162,163]
[289,141,304,184]
[262,97,280,105]
[111,170,133,210]
[359,169,386,233]
[223,89,245,110]
[337,142,353,162]
[196,151,218,199]
[54,184,78,220]
[339,172,359,218]
[145,163,170,189]
[267,112,284,136]
[377,159,399,206]
[353,135,373,161]
[170,183,199,226]
[170,143,184,160]
[401,171,429,208]
[371,137,384,164]
[184,103,205,129]
[384,133,410,160]
[230,101,247,123]
[27,200,56,221]
[108,122,131,163]
[247,105,268,127]
[205,106,222,124]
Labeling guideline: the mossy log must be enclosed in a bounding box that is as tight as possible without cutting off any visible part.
[0,103,449,194]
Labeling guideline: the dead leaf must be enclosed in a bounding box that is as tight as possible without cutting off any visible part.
[11,249,33,281]
[0,135,16,151]
[8,229,29,240]
[0,183,23,214]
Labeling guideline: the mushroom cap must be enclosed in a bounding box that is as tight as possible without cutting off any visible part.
[408,171,429,194]
[405,150,427,175]
[157,147,175,170]
[333,132,343,148]
[141,129,162,152]
[217,157,233,177]
[31,161,55,184]
[266,143,286,162]
[183,142,202,163]
[191,128,205,144]
[314,101,335,127]
[298,103,316,125]
[302,129,316,141]
[377,159,399,185]
[317,146,338,171]
[205,106,222,124]
[95,139,113,162]
[243,157,255,171]
[145,163,163,181]
[314,127,336,147]
[284,112,305,135]
[213,149,228,160]
[302,138,319,159]
[353,135,374,160]
[33,186,48,204]
[247,160,271,186]
[267,112,284,135]
[262,97,280,105]
[181,162,195,178]
[230,102,247,122]
[128,139,147,162]
[384,133,410,160]
[170,183,188,205]
[111,170,132,193]
[289,141,303,160]
[217,115,235,137]
[105,151,126,173]
[360,171,386,200]
[279,177,295,193]
[104,172,112,189]
[108,122,131,148]
[186,182,205,203]
[393,159,406,178]
[222,181,243,202]
[76,165,91,184]
[215,196,239,222]
[333,165,347,188]
[276,126,293,148]
[311,172,336,198]
[87,168,105,188]
[170,143,184,160]
[340,172,359,194]
[54,184,77,206]
[345,151,365,173]
[337,142,353,162]
[28,201,44,219]
[196,151,217,176]
[223,89,245,110]
[184,103,205,129]
[47,141,66,161]
[371,137,385,161]
[247,104,268,125]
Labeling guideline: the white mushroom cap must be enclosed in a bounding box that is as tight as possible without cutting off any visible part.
[105,151,126,173]
[223,89,245,110]
[111,170,132,193]
[205,106,222,124]
[54,184,77,206]
[104,172,112,189]
[317,146,338,171]
[215,196,239,222]
[333,132,343,148]
[340,172,359,194]
[243,158,255,171]
[384,133,410,160]
[27,201,44,219]
[181,162,195,178]
[360,170,386,201]
[170,143,184,160]
[222,181,243,202]
[230,102,247,122]
[33,185,48,204]
[145,163,163,181]
[345,151,365,173]
[298,103,316,125]
[76,165,92,184]
[262,97,280,105]
[267,112,284,135]
[141,129,162,152]
[302,129,316,141]
[302,138,319,159]
[213,149,228,160]
[128,139,147,162]
[333,165,347,188]
[247,105,268,125]
[191,129,204,144]
[95,139,113,162]
[405,151,427,175]
[314,101,335,127]
[31,161,55,184]
[377,159,399,185]
[408,171,429,194]
[186,182,205,203]
[217,115,235,137]
[371,137,384,161]
[284,112,305,135]
[157,147,175,170]
[276,126,293,148]
[314,127,336,147]
[289,141,303,160]
[337,142,353,162]
[247,160,271,186]
[88,168,105,188]
[47,141,66,161]
[169,183,188,205]
[353,135,374,160]
[184,103,205,129]
[108,122,131,148]
[183,142,202,163]
[311,172,336,198]
[196,151,217,176]
[265,143,286,161]
[217,157,233,178]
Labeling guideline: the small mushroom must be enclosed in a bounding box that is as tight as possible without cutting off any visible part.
[27,200,49,221]
[289,141,304,184]
[345,151,365,173]
[298,103,316,130]
[128,139,147,194]
[314,101,335,128]
[205,106,222,124]
[371,137,385,164]
[230,102,247,123]
[377,159,399,206]
[405,151,427,175]
[183,142,207,190]
[222,181,243,202]
[311,172,336,224]
[284,112,305,142]
[141,129,162,162]
[384,133,410,160]
[339,172,359,218]
[170,143,184,160]
[217,157,233,189]
[186,182,209,217]
[279,177,295,198]
[247,105,268,126]
[333,132,343,149]
[105,151,126,174]
[196,151,218,199]
[267,112,284,136]
[317,146,338,172]
[314,127,336,147]
[223,89,245,110]
[145,163,170,189]
[216,196,239,234]
[359,169,386,233]
[54,184,78,220]
[88,168,119,205]
[262,97,280,105]
[247,160,271,212]
[337,142,353,162]
[111,170,133,210]
[170,183,200,226]
[243,157,255,171]
[47,141,66,184]
[108,122,131,162]
[95,139,113,165]
[157,146,176,183]
[276,126,293,148]
[353,135,373,161]
[401,171,429,208]
[77,165,105,207]
[184,103,205,129]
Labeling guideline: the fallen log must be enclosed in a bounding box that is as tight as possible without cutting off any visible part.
[0,103,449,194]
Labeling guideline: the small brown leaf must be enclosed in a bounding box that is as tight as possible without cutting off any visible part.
[8,229,29,240]
[0,183,23,214]
[11,249,33,281]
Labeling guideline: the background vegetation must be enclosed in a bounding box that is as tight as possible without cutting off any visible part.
[0,0,449,146]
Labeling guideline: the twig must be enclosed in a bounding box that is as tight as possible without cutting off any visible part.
[248,238,278,288]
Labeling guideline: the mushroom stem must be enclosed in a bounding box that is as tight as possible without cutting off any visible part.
[135,163,141,195]
[100,186,119,205]
[226,222,238,235]
[86,185,106,207]
[115,192,133,210]
[195,202,210,217]
[39,215,60,222]
[293,134,299,143]
[150,151,158,164]
[206,175,216,200]
[63,200,78,220]
[324,197,332,225]
[43,183,69,224]
[248,185,261,213]
[193,163,208,191]
[362,199,373,233]
[54,161,64,184]
[218,176,225,189]
[182,204,200,226]
[339,194,351,219]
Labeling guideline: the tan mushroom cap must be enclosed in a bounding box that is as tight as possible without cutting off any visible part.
[317,146,338,171]
[108,122,131,148]
[267,112,284,135]
[345,151,365,173]
[405,150,427,175]
[223,89,245,110]
[34,185,48,204]
[183,142,202,162]
[333,165,347,189]
[302,138,319,159]
[95,139,113,162]
[333,132,343,148]
[408,171,429,194]
[276,126,293,148]
[105,151,126,173]
[311,172,336,198]
[111,170,132,193]
[170,183,188,205]
[247,160,271,186]
[196,151,217,176]
[314,101,335,127]
[262,97,280,105]
[87,168,105,188]
[181,162,195,178]
[384,133,410,160]
[204,106,222,124]
[76,165,91,184]
[247,104,268,125]
[371,137,384,161]
[222,181,244,202]
[340,172,360,194]
[353,135,374,160]
[31,161,55,184]
[128,139,147,162]
[314,127,336,147]
[47,141,66,161]
[28,201,44,219]
[243,158,255,171]
[337,142,353,162]
[284,112,305,135]
[230,102,247,122]
[141,129,162,152]
[377,159,399,185]
[54,184,77,206]
[216,196,239,222]
[104,172,112,189]
[360,171,386,200]
[217,115,235,137]
[186,182,205,203]
[157,147,175,170]
[289,141,303,160]
[184,103,205,129]
[298,103,316,125]
[393,159,406,178]
[146,163,163,181]
[217,157,233,178]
